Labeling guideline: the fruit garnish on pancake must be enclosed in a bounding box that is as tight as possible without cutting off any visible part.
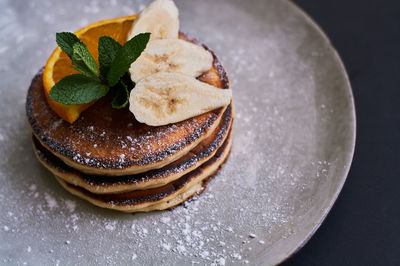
[130,72,232,126]
[44,0,232,126]
[48,31,150,116]
[42,15,137,123]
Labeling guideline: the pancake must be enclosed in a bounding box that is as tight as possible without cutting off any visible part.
[55,130,232,213]
[26,33,230,176]
[32,104,233,193]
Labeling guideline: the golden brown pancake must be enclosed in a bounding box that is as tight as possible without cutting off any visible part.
[55,130,232,213]
[32,104,233,193]
[26,34,230,176]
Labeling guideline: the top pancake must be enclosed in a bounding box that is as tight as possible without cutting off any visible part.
[26,33,230,176]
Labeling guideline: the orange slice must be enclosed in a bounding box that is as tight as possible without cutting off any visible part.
[43,15,137,123]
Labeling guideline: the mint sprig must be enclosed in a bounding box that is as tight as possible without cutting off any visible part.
[49,74,109,104]
[98,36,122,78]
[71,42,99,79]
[56,32,82,58]
[107,33,150,86]
[50,32,150,108]
[112,79,130,109]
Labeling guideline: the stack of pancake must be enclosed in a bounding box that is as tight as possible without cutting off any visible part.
[26,40,233,213]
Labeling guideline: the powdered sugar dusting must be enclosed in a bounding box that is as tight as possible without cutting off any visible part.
[105,221,118,231]
[0,0,354,265]
[64,200,76,213]
[44,193,58,209]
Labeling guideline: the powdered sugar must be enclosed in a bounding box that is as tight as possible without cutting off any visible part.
[105,221,118,231]
[44,193,58,209]
[0,0,353,264]
[64,200,76,213]
[161,242,171,251]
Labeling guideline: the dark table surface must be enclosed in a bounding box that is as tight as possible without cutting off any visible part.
[285,0,400,265]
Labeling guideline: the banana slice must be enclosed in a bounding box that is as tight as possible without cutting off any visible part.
[130,72,232,126]
[130,39,213,82]
[128,0,179,41]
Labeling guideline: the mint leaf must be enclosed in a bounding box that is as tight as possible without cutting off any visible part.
[98,36,122,78]
[71,42,99,79]
[49,74,109,104]
[56,32,99,79]
[112,80,130,109]
[107,32,150,86]
[56,32,81,59]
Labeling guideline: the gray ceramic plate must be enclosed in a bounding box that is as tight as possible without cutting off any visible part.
[0,0,355,265]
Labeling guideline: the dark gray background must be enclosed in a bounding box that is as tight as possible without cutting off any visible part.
[286,0,400,265]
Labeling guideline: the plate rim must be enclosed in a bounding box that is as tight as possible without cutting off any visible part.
[271,1,357,264]
[0,0,356,264]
